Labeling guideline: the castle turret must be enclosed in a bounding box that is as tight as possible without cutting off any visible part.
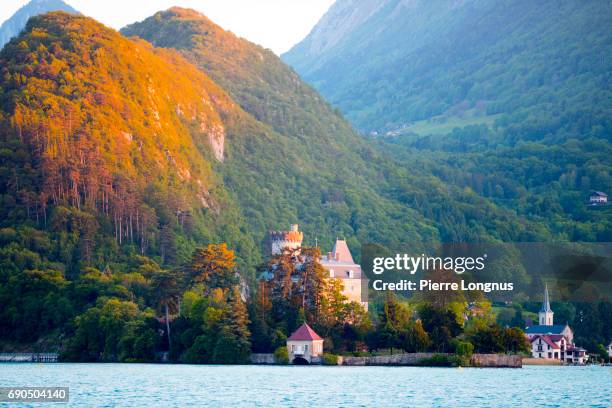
[269,224,303,256]
[539,284,554,326]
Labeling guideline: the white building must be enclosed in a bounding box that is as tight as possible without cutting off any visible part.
[320,239,368,310]
[286,323,324,364]
[589,191,608,205]
[530,334,568,360]
[525,285,588,364]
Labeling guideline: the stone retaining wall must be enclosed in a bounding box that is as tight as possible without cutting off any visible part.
[338,353,521,367]
[338,353,439,366]
[470,354,522,368]
[249,352,522,367]
[250,353,276,364]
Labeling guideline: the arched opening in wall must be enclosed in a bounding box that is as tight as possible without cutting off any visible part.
[292,357,309,365]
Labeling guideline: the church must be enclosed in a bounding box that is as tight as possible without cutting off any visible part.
[525,285,588,364]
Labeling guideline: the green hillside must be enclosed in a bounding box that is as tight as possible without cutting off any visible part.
[122,8,554,251]
[284,0,612,136]
[284,0,612,240]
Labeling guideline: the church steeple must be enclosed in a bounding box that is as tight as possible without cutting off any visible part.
[539,284,554,325]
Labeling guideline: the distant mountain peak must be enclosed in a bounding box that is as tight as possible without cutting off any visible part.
[0,0,77,49]
[166,6,210,19]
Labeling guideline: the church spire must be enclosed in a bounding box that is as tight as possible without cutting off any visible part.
[539,284,554,325]
[540,283,552,313]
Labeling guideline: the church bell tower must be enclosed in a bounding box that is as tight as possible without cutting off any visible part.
[538,284,554,326]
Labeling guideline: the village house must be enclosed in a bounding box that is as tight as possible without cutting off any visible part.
[525,285,588,364]
[286,323,324,364]
[589,191,608,205]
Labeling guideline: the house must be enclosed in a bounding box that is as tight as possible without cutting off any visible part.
[589,191,608,205]
[287,323,324,364]
[530,334,568,360]
[566,346,588,364]
[525,285,588,364]
[320,239,368,310]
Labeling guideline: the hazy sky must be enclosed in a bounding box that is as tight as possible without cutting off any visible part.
[1,0,334,54]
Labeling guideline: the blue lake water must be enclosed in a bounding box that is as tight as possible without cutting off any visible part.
[0,364,610,407]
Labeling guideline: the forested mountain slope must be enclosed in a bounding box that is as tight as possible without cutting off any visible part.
[284,0,612,241]
[122,8,550,251]
[0,12,263,275]
[284,0,612,137]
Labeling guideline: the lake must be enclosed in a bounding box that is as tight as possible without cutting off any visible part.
[0,364,610,407]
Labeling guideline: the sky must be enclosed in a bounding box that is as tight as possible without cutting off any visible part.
[0,0,335,54]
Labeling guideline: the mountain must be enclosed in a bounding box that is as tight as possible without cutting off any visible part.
[0,0,77,49]
[284,0,612,241]
[122,7,591,250]
[0,11,266,277]
[0,7,565,289]
[283,0,612,136]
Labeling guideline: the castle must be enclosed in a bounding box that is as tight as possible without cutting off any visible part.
[268,224,304,256]
[267,224,368,310]
[525,284,588,364]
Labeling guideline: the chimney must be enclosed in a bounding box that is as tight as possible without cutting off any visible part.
[335,252,340,261]
[327,252,333,261]
[290,224,299,232]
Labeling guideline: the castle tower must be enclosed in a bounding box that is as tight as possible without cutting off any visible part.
[539,284,554,326]
[269,224,303,256]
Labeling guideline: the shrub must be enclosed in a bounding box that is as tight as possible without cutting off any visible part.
[274,346,289,365]
[455,340,474,357]
[322,353,339,365]
[417,354,456,367]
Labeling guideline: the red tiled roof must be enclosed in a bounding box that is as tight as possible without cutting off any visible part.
[288,323,323,341]
[531,335,560,349]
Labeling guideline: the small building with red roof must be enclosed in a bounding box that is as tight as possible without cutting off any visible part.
[287,323,324,364]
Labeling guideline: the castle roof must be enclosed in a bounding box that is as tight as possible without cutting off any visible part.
[288,323,323,341]
[331,239,354,263]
